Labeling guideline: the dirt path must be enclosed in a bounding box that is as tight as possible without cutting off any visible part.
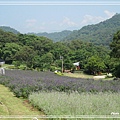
[93,75,106,79]
[0,84,45,120]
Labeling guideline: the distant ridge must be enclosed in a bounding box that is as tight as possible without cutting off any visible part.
[0,26,20,34]
[28,30,72,42]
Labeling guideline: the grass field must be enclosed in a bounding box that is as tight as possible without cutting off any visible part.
[63,72,94,79]
[63,72,113,80]
[0,84,44,120]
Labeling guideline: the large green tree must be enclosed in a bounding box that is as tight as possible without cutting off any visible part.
[110,30,120,77]
[84,56,106,75]
[3,43,21,63]
[110,30,120,58]
[14,46,36,68]
[39,52,54,71]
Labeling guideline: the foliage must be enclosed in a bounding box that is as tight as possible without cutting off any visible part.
[0,70,120,98]
[110,30,120,58]
[63,13,120,46]
[110,30,120,77]
[113,63,120,78]
[84,56,106,75]
[0,29,18,45]
[0,25,112,72]
[0,26,20,34]
[2,43,21,63]
[40,53,54,67]
[14,46,36,68]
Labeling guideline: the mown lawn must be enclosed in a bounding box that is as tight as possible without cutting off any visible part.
[0,84,44,120]
[63,72,114,80]
[63,72,94,79]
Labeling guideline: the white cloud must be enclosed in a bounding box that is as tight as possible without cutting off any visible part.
[26,19,37,27]
[81,10,116,26]
[25,19,44,32]
[104,10,116,18]
[25,20,60,32]
[23,10,116,33]
[60,17,77,27]
[81,15,104,25]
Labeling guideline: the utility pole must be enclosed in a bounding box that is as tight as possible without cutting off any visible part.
[60,56,63,73]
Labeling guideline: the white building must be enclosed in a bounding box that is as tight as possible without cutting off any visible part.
[73,62,79,66]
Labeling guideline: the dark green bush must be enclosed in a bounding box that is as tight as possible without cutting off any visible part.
[113,64,120,78]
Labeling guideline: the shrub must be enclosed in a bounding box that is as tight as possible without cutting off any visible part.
[18,65,27,70]
[113,64,120,78]
[12,61,21,67]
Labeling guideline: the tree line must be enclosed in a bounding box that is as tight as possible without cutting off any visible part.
[0,29,120,77]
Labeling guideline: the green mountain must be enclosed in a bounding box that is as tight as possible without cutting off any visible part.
[0,26,20,34]
[0,29,18,45]
[63,13,120,46]
[28,30,72,42]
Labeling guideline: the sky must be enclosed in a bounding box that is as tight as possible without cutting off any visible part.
[0,0,120,33]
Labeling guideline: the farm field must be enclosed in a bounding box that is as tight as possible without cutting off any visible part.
[2,70,120,96]
[29,92,120,119]
[0,69,120,119]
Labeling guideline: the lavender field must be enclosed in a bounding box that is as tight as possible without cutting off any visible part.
[29,92,120,117]
[0,70,120,98]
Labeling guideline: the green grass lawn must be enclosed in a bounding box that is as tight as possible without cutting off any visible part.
[0,84,44,120]
[63,71,114,80]
[63,72,94,79]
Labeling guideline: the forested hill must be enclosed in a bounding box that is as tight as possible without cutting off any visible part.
[63,13,120,46]
[28,30,72,42]
[0,28,110,72]
[0,26,20,34]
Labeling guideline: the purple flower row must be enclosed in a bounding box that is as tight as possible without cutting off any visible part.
[0,70,120,98]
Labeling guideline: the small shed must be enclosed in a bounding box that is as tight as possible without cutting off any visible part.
[73,62,80,70]
[73,62,79,66]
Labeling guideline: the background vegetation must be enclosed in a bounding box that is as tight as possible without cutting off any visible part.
[63,13,120,46]
[0,29,111,75]
[0,14,120,77]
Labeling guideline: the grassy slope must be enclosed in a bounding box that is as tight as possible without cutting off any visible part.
[0,84,44,120]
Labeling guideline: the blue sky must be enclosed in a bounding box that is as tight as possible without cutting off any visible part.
[0,1,120,33]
